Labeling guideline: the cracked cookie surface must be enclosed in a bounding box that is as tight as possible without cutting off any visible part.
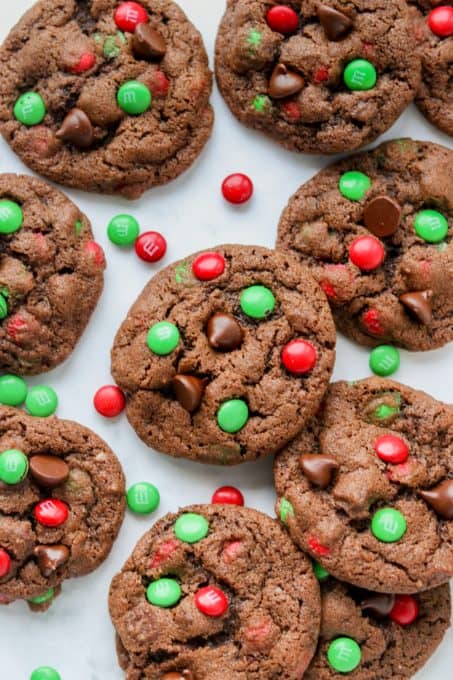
[0,406,125,604]
[215,0,420,154]
[274,378,453,593]
[0,0,213,199]
[109,504,321,680]
[111,244,336,465]
[277,139,453,351]
[0,173,104,374]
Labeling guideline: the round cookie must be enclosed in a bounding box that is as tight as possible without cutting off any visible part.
[274,378,453,593]
[0,406,125,604]
[0,0,213,199]
[111,244,336,465]
[0,173,104,375]
[306,577,451,679]
[215,1,420,154]
[410,1,453,136]
[109,504,321,680]
[277,139,453,351]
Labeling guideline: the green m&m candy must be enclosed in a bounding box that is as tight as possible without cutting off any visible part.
[414,210,448,243]
[107,214,140,246]
[217,399,249,433]
[0,449,28,485]
[0,374,27,405]
[344,59,377,90]
[25,386,58,417]
[313,561,330,582]
[117,81,152,115]
[371,508,407,543]
[279,497,294,526]
[146,578,181,607]
[147,321,180,355]
[174,512,209,543]
[252,94,271,113]
[14,92,46,126]
[327,637,362,673]
[369,345,400,377]
[30,667,61,680]
[339,171,371,201]
[127,482,160,515]
[0,295,8,320]
[0,200,23,233]
[240,285,275,319]
[28,588,55,605]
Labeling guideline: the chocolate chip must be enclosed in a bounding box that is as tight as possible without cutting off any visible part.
[400,290,433,326]
[363,196,402,237]
[172,375,206,412]
[361,593,396,618]
[299,454,339,488]
[317,5,353,41]
[133,24,167,60]
[420,480,453,519]
[29,455,69,488]
[206,313,243,351]
[56,108,94,148]
[34,544,70,577]
[268,64,305,99]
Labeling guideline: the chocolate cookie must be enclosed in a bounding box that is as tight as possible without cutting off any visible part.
[410,1,453,136]
[274,378,453,593]
[0,0,213,199]
[215,1,420,154]
[109,504,321,679]
[111,244,336,465]
[0,406,125,605]
[0,173,104,375]
[305,577,451,678]
[277,139,453,351]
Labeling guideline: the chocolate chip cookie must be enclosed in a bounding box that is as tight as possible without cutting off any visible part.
[215,1,420,154]
[109,504,321,679]
[111,244,336,465]
[0,0,213,199]
[410,1,453,136]
[0,173,104,375]
[305,576,451,678]
[0,406,125,605]
[274,378,453,593]
[277,139,453,351]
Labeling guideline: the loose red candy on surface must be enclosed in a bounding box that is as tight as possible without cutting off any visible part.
[349,236,385,271]
[195,586,229,617]
[428,6,453,37]
[282,339,317,375]
[85,241,105,266]
[150,539,180,568]
[71,53,96,73]
[192,252,226,281]
[34,499,69,527]
[211,486,244,506]
[362,308,385,336]
[135,231,167,263]
[0,548,11,577]
[390,595,419,626]
[222,173,254,204]
[308,536,330,556]
[94,385,126,418]
[374,434,409,464]
[114,1,148,32]
[266,5,299,34]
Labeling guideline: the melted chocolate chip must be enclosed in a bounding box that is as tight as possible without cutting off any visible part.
[420,480,453,519]
[34,544,70,577]
[400,291,433,326]
[206,313,243,351]
[363,196,402,237]
[133,24,167,60]
[317,5,353,41]
[172,375,206,412]
[268,64,305,99]
[361,593,396,618]
[56,108,94,148]
[299,454,339,488]
[29,455,70,488]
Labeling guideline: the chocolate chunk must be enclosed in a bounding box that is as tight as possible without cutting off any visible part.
[133,23,167,60]
[420,480,453,519]
[317,5,353,41]
[361,593,396,618]
[34,544,70,577]
[56,108,94,148]
[29,455,70,488]
[268,64,305,99]
[363,196,402,237]
[172,375,206,412]
[400,291,433,326]
[206,313,243,351]
[299,454,339,488]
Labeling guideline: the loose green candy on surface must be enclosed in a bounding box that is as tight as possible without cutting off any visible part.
[414,210,448,243]
[240,285,275,319]
[344,59,377,90]
[0,448,28,485]
[25,386,58,417]
[0,200,23,233]
[327,637,362,673]
[14,92,46,126]
[217,399,249,433]
[127,482,160,514]
[147,321,180,355]
[117,81,152,115]
[371,508,407,543]
[369,345,400,376]
[339,171,371,201]
[174,512,209,543]
[30,667,61,680]
[108,214,140,246]
[146,578,182,608]
[0,374,28,406]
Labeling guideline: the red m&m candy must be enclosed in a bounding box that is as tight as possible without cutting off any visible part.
[266,6,299,34]
[0,548,11,578]
[34,499,69,527]
[374,435,409,464]
[390,595,419,626]
[85,241,105,266]
[212,486,244,506]
[71,53,96,74]
[428,6,453,37]
[135,231,167,263]
[192,252,226,281]
[282,339,317,375]
[362,308,385,336]
[222,174,253,205]
[114,2,148,32]
[195,586,229,617]
[94,385,126,418]
[349,236,385,271]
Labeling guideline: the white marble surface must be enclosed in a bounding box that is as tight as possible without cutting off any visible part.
[0,1,452,678]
